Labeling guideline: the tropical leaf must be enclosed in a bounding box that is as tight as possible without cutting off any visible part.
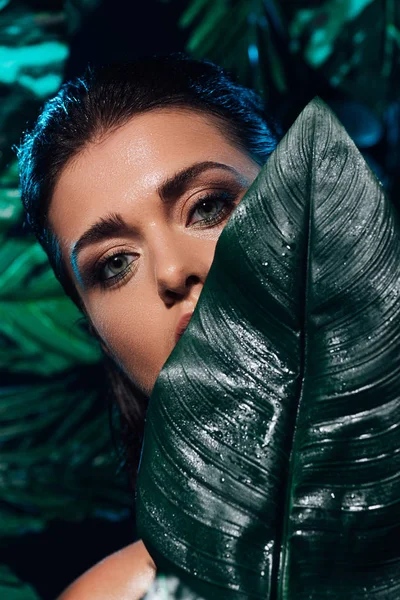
[0,4,69,171]
[181,0,400,114]
[179,0,288,99]
[0,188,23,232]
[285,0,400,117]
[136,98,400,598]
[0,370,131,539]
[0,564,40,600]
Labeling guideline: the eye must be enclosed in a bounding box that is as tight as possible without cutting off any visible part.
[188,191,236,228]
[96,251,137,288]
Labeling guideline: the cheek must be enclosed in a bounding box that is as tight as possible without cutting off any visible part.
[86,290,169,376]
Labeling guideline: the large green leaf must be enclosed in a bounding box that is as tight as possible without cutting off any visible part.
[0,565,40,600]
[136,98,400,598]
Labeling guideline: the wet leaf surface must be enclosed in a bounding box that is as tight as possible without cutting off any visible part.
[137,98,400,599]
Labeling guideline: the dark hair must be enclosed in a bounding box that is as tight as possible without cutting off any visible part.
[18,52,280,488]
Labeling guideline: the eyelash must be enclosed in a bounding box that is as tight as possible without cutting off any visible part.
[91,191,237,290]
[187,190,236,228]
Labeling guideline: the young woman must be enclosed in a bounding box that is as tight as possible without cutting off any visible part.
[18,53,280,598]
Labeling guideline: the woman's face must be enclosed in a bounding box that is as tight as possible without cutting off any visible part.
[49,108,260,396]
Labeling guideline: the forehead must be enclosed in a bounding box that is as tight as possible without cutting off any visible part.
[55,107,237,189]
[48,108,250,247]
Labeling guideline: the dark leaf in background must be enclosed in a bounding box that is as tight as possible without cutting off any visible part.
[0,370,131,540]
[136,98,400,599]
[0,564,40,600]
[179,0,400,203]
[0,3,68,171]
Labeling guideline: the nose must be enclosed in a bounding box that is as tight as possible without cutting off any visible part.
[151,229,208,304]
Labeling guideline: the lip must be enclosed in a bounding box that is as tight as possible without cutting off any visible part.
[175,311,194,344]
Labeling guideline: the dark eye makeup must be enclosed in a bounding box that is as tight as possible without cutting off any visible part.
[187,190,236,228]
[80,189,239,291]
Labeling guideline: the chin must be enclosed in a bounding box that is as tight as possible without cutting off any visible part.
[144,374,159,398]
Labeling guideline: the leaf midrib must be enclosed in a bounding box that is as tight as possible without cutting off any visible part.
[274,121,316,600]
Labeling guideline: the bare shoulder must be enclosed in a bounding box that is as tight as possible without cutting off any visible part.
[57,539,156,600]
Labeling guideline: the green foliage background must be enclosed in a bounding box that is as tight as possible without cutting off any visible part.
[0,0,398,597]
[180,0,399,115]
[0,2,130,598]
[180,0,400,202]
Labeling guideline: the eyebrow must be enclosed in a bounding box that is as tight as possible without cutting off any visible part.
[70,160,245,270]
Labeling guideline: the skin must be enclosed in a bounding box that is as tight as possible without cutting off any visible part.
[57,541,156,600]
[49,108,261,598]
